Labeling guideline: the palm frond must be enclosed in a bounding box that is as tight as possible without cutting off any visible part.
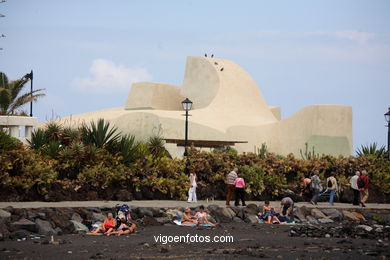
[0,72,9,89]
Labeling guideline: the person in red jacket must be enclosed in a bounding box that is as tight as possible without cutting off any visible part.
[358,170,369,207]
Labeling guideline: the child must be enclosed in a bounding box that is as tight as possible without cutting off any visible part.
[233,173,246,206]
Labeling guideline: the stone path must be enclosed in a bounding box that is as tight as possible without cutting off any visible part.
[0,200,389,210]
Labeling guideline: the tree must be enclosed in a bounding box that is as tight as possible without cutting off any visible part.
[0,72,45,115]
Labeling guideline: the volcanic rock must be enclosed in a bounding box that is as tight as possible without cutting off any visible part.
[35,219,57,235]
[10,218,36,232]
[311,208,328,219]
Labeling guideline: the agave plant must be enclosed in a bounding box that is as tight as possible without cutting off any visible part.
[45,121,62,141]
[81,119,121,148]
[147,135,168,158]
[108,134,140,164]
[0,72,45,115]
[28,128,48,150]
[356,143,387,158]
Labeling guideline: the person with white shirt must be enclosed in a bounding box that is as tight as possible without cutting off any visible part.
[350,171,361,206]
[187,172,197,203]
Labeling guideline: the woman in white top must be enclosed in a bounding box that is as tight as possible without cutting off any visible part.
[195,205,218,226]
[187,172,197,203]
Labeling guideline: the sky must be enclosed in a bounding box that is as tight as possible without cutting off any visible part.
[1,0,389,153]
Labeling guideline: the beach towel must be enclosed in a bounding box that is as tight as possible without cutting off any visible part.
[173,219,213,227]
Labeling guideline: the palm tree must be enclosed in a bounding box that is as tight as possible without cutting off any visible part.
[0,72,45,115]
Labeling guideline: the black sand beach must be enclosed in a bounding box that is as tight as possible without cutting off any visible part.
[1,223,388,260]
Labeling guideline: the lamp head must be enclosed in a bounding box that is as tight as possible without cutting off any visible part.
[181,98,193,111]
[385,107,390,123]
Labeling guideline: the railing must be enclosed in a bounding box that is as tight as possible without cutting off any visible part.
[0,116,38,144]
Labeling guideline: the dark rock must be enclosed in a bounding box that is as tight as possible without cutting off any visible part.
[142,216,161,226]
[233,217,244,223]
[137,208,153,218]
[11,209,27,222]
[310,208,328,219]
[35,219,56,235]
[306,215,318,224]
[244,215,259,224]
[12,229,30,239]
[207,204,220,212]
[46,211,74,234]
[0,218,10,241]
[90,212,105,222]
[70,220,89,233]
[208,206,235,223]
[295,206,310,221]
[342,211,359,221]
[318,218,334,224]
[148,207,163,218]
[244,204,259,215]
[0,209,11,220]
[206,214,217,223]
[37,212,47,220]
[321,208,343,221]
[10,218,36,232]
[154,217,171,224]
[71,213,83,223]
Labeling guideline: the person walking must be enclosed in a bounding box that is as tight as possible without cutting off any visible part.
[187,172,197,203]
[233,173,246,206]
[326,172,338,205]
[310,170,322,205]
[225,168,238,206]
[350,171,361,206]
[358,170,369,207]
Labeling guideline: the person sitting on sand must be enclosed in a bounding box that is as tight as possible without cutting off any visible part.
[109,217,137,236]
[91,212,116,235]
[258,200,282,224]
[181,207,198,225]
[195,205,218,226]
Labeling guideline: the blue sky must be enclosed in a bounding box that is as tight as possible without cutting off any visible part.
[1,0,389,152]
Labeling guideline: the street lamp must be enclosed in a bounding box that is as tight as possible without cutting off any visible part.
[181,98,193,174]
[385,107,390,160]
[24,70,33,117]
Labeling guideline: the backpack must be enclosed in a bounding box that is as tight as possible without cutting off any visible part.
[327,179,332,188]
[115,204,132,228]
[358,178,366,189]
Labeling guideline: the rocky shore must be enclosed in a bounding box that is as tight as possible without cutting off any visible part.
[1,203,389,241]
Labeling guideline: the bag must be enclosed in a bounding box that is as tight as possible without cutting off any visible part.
[327,179,332,188]
[358,178,366,189]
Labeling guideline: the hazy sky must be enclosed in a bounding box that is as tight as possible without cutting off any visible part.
[1,0,389,152]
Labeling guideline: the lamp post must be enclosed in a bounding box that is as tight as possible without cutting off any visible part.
[181,98,193,174]
[385,107,390,160]
[24,70,33,117]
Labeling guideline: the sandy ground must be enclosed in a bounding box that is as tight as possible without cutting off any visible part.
[1,223,388,260]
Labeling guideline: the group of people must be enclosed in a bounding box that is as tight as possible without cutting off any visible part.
[188,167,247,207]
[181,205,219,226]
[258,197,295,224]
[301,169,370,207]
[91,212,137,236]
